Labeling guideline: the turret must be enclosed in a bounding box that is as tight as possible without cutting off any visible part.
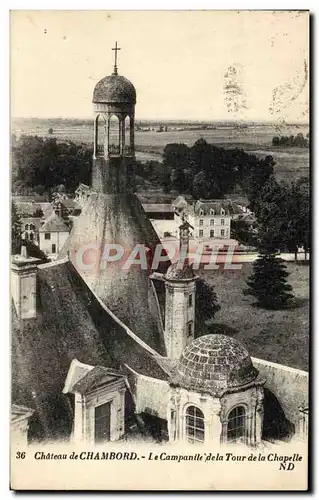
[92,42,136,193]
[164,220,197,359]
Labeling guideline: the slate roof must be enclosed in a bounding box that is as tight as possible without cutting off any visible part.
[170,334,261,397]
[93,74,136,104]
[21,217,42,230]
[165,260,196,282]
[11,259,168,440]
[39,211,70,233]
[11,404,34,424]
[142,204,174,213]
[72,366,125,395]
[59,192,169,356]
[193,199,243,216]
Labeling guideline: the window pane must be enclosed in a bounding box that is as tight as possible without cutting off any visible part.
[227,406,246,443]
[185,406,205,444]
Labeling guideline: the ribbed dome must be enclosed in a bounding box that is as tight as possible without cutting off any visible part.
[165,260,196,281]
[170,334,258,396]
[93,74,136,104]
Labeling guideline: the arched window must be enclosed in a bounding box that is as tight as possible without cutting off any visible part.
[108,115,120,154]
[30,232,34,241]
[95,114,106,157]
[25,224,29,230]
[185,406,205,444]
[227,406,246,444]
[124,116,131,154]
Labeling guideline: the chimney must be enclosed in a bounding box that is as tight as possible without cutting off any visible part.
[11,244,41,320]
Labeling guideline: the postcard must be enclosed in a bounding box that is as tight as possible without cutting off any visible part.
[10,10,309,491]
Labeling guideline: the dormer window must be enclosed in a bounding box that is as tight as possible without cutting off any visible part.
[221,208,225,216]
[210,209,215,215]
[199,209,204,216]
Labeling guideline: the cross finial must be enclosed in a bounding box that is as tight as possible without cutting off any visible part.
[112,41,121,75]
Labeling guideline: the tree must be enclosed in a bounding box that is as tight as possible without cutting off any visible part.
[272,136,280,146]
[253,176,310,260]
[11,135,93,196]
[11,201,22,254]
[244,252,294,309]
[33,207,44,217]
[195,278,220,333]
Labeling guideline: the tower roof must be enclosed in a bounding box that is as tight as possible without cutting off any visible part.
[170,334,260,396]
[59,192,169,355]
[165,260,196,281]
[93,74,136,104]
[39,210,69,233]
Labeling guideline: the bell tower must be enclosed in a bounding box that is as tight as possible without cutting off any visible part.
[92,42,136,193]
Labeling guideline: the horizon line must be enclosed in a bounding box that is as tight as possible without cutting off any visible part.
[11,116,310,126]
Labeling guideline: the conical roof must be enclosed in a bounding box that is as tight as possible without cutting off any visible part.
[60,192,169,355]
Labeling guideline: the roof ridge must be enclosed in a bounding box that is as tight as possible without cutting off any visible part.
[77,261,162,359]
[38,257,69,269]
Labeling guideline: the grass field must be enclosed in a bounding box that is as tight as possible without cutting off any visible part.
[200,262,309,372]
[12,119,309,183]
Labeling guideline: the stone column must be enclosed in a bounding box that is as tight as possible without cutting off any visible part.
[255,388,264,446]
[210,400,223,446]
[130,114,135,152]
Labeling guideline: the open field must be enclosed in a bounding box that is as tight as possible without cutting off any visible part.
[12,119,309,182]
[200,262,309,372]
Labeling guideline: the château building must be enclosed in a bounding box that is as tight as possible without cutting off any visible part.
[11,44,308,447]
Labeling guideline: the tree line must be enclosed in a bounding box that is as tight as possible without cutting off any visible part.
[272,132,309,148]
[136,139,275,209]
[12,135,92,196]
[11,134,309,312]
[12,136,275,213]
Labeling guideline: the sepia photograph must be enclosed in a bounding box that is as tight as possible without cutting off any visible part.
[10,10,310,490]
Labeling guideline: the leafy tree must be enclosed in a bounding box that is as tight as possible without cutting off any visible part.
[11,202,22,254]
[195,278,221,333]
[231,218,257,247]
[11,135,93,196]
[271,133,308,148]
[272,136,280,146]
[33,208,44,218]
[163,143,190,193]
[244,252,294,309]
[253,176,310,260]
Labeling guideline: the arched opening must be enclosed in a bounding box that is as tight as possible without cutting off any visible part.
[30,232,34,241]
[95,115,106,157]
[185,405,205,444]
[227,406,246,444]
[124,116,131,154]
[108,115,120,155]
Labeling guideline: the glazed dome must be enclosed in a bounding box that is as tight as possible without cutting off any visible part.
[93,74,136,104]
[170,334,259,396]
[165,260,196,281]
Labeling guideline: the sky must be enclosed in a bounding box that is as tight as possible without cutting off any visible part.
[10,10,309,122]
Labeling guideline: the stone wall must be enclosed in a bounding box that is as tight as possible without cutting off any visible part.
[252,357,308,427]
[132,372,170,421]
